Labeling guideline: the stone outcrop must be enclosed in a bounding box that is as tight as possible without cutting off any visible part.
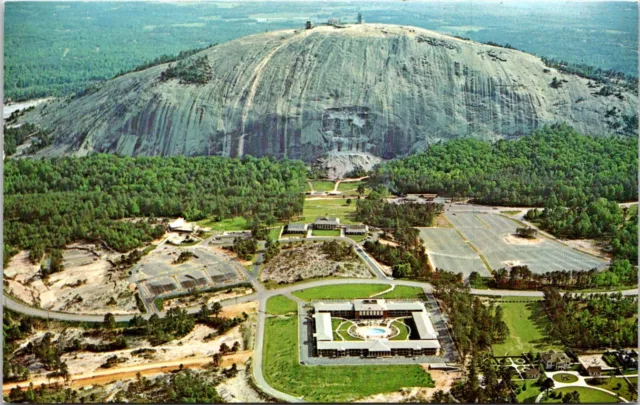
[21,24,638,161]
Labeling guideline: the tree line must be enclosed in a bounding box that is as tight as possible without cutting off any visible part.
[4,154,307,265]
[543,288,637,350]
[371,124,637,206]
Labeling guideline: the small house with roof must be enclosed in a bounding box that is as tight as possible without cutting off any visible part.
[313,216,340,230]
[541,350,571,370]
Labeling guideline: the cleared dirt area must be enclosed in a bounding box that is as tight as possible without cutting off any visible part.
[560,238,608,257]
[503,234,543,246]
[217,368,268,403]
[4,245,140,315]
[162,286,254,311]
[259,242,371,284]
[357,369,462,402]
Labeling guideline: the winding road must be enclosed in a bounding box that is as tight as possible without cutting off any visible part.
[3,232,638,403]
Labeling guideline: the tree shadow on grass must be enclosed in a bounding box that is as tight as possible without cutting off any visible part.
[526,301,564,350]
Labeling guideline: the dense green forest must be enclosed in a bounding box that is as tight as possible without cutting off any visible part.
[543,288,637,349]
[3,155,306,265]
[5,2,637,101]
[371,124,637,207]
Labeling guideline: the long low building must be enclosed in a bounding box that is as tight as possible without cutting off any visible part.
[317,339,440,357]
[315,298,427,319]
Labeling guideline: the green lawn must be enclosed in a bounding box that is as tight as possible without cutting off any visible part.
[312,229,341,237]
[586,377,637,402]
[335,320,361,341]
[311,181,336,192]
[541,387,620,403]
[292,284,391,301]
[553,373,578,383]
[380,286,425,299]
[346,234,367,242]
[268,227,282,240]
[302,198,358,224]
[390,319,410,340]
[263,314,434,402]
[337,181,369,196]
[513,380,543,403]
[196,216,250,231]
[491,301,563,356]
[266,295,298,315]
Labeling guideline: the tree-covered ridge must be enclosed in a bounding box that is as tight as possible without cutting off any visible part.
[541,56,638,93]
[160,55,212,84]
[4,155,306,262]
[371,124,638,206]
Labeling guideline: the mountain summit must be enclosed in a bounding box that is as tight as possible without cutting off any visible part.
[20,24,637,164]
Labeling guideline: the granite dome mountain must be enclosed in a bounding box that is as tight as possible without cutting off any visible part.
[20,24,638,167]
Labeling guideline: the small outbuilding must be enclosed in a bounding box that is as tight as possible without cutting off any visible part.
[285,223,308,234]
[344,224,368,235]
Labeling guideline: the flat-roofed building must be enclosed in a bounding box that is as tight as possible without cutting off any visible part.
[313,312,334,342]
[285,223,308,234]
[168,218,194,234]
[316,339,440,358]
[313,216,340,230]
[412,310,439,340]
[344,224,368,234]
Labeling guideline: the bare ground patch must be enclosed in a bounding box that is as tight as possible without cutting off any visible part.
[259,242,371,284]
[503,234,543,246]
[4,245,140,315]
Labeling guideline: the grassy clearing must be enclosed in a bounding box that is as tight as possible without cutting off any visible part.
[196,216,249,231]
[346,234,367,242]
[266,295,298,315]
[390,319,410,340]
[263,315,434,402]
[312,229,341,237]
[513,380,543,403]
[501,210,522,216]
[336,320,361,341]
[302,198,358,224]
[540,387,619,403]
[292,284,390,301]
[492,301,563,356]
[586,377,637,401]
[552,373,578,383]
[268,227,282,240]
[311,181,336,192]
[379,286,425,299]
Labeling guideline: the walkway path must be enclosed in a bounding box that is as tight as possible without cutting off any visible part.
[534,371,631,403]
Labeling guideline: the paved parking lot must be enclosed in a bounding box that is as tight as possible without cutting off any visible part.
[419,228,490,277]
[445,212,606,273]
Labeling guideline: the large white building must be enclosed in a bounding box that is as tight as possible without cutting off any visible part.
[312,299,441,358]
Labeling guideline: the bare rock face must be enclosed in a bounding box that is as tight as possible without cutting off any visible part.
[22,24,638,161]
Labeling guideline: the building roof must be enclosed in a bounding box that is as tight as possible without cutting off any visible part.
[317,339,441,352]
[314,299,427,314]
[286,223,308,231]
[354,299,386,312]
[168,218,194,232]
[345,224,368,230]
[313,302,354,312]
[412,310,439,340]
[313,313,334,341]
[541,351,571,363]
[314,216,340,225]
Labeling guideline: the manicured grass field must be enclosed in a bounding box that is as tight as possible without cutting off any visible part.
[196,216,249,231]
[302,198,358,224]
[541,387,620,403]
[587,377,637,402]
[263,314,434,402]
[553,373,578,383]
[311,181,336,192]
[335,320,361,341]
[292,284,391,301]
[491,301,563,356]
[390,319,410,340]
[513,380,543,403]
[380,286,426,299]
[312,229,341,237]
[266,295,298,315]
[346,234,367,242]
